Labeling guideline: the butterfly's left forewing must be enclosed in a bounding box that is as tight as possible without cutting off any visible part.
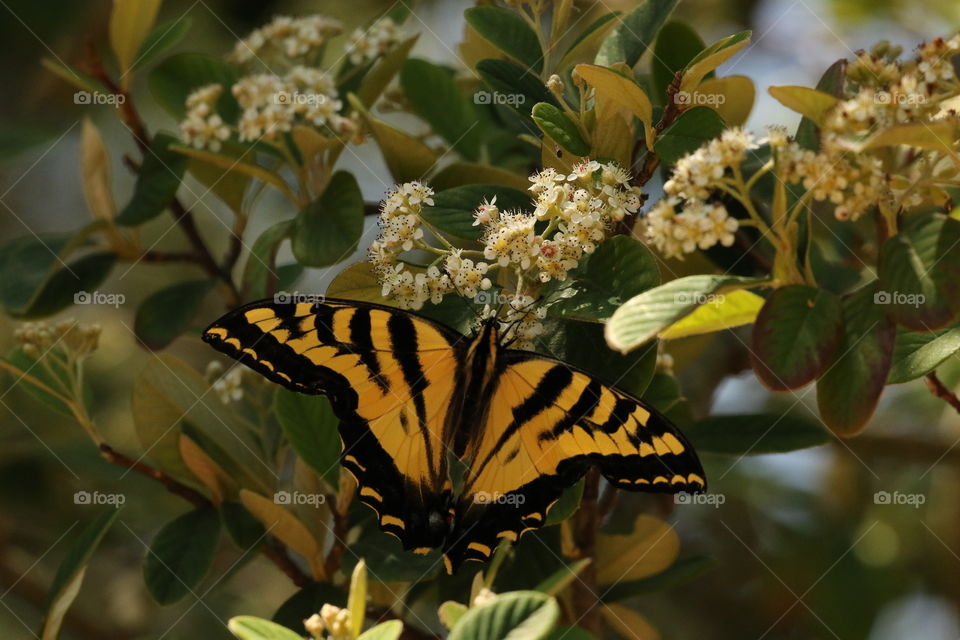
[443,351,705,572]
[203,299,466,553]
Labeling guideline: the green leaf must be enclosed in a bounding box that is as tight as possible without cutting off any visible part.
[888,324,960,384]
[533,558,591,596]
[350,95,438,183]
[817,283,896,436]
[652,21,706,102]
[685,413,830,455]
[229,616,306,640]
[0,227,117,319]
[605,275,764,353]
[274,389,341,487]
[133,17,194,70]
[543,479,585,527]
[359,620,404,640]
[878,213,960,331]
[356,34,420,107]
[243,221,293,300]
[641,372,685,417]
[117,133,187,226]
[475,59,557,114]
[601,555,716,602]
[545,320,659,399]
[144,508,221,605]
[134,280,214,350]
[422,184,532,241]
[466,7,544,72]
[291,171,364,267]
[449,591,560,640]
[41,509,120,640]
[41,58,110,94]
[595,0,678,68]
[341,533,442,582]
[750,285,844,391]
[272,583,345,632]
[221,501,267,550]
[542,627,596,640]
[653,105,726,166]
[550,236,660,322]
[401,59,486,160]
[556,12,621,71]
[531,102,590,156]
[3,346,84,417]
[149,53,239,120]
[795,59,847,151]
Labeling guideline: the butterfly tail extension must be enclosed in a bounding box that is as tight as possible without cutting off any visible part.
[339,415,452,553]
[441,464,584,574]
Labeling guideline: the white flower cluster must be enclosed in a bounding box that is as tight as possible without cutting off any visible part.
[230,15,342,66]
[770,131,886,221]
[525,160,643,283]
[645,129,753,258]
[663,128,758,200]
[345,17,401,66]
[368,161,642,348]
[369,183,456,310]
[179,14,372,150]
[232,66,350,142]
[180,85,231,151]
[206,361,243,403]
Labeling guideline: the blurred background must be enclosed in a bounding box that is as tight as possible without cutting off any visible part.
[1,0,960,638]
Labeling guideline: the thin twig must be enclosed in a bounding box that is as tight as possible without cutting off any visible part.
[97,444,313,587]
[99,444,211,508]
[925,371,960,414]
[571,468,601,635]
[83,40,242,306]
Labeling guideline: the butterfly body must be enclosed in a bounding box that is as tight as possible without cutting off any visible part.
[203,298,706,573]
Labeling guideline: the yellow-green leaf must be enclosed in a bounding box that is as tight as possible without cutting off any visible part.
[327,262,388,304]
[179,434,231,505]
[660,289,765,340]
[680,31,751,94]
[80,118,116,223]
[356,35,420,107]
[430,162,529,191]
[596,516,679,585]
[862,121,957,154]
[349,95,437,183]
[600,604,659,640]
[349,559,368,639]
[768,85,839,126]
[695,75,755,126]
[172,144,296,203]
[576,64,654,146]
[240,490,326,581]
[110,0,163,87]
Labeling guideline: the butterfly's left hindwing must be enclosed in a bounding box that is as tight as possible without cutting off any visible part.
[443,351,705,572]
[203,298,467,553]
